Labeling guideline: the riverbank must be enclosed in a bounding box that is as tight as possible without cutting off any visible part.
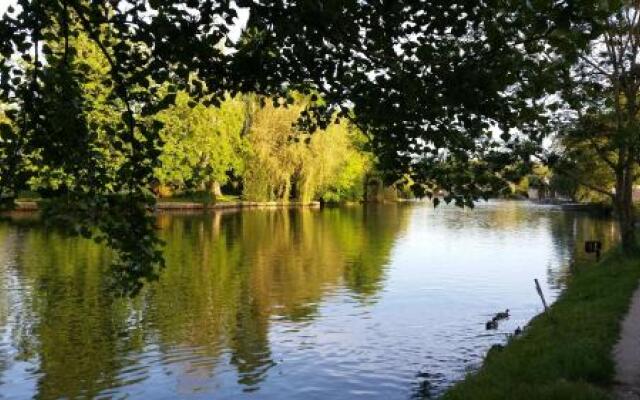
[9,197,422,212]
[443,247,640,400]
[9,199,321,212]
[155,200,320,210]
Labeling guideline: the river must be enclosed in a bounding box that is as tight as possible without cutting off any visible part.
[0,201,617,399]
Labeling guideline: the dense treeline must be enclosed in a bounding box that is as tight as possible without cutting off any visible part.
[5,31,374,205]
[155,92,373,203]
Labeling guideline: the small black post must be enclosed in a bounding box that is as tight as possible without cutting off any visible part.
[585,240,603,262]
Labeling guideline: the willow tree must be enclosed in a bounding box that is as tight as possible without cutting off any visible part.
[241,95,371,203]
[241,96,304,202]
[299,122,372,203]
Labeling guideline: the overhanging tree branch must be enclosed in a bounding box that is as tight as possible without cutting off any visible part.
[66,0,136,136]
[557,167,615,199]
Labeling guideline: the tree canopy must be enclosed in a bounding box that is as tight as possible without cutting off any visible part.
[155,91,246,195]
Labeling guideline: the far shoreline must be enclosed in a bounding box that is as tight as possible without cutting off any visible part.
[7,199,419,213]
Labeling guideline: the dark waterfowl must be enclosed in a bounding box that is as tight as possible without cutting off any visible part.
[486,319,498,330]
[494,309,510,320]
[514,326,522,336]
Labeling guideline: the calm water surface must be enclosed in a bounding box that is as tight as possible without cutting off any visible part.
[0,201,617,399]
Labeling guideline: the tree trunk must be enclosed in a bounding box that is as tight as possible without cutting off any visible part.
[205,180,222,200]
[282,179,291,203]
[616,165,636,253]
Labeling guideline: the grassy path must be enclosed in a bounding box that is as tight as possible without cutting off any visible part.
[443,248,640,400]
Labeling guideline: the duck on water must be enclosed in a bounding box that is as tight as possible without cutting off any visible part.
[485,309,510,330]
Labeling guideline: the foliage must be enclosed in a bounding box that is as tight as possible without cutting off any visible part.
[548,173,581,202]
[310,124,372,203]
[242,95,372,203]
[294,120,372,203]
[444,246,640,400]
[155,91,246,194]
[550,129,618,203]
[236,0,612,203]
[2,14,165,293]
[526,165,550,190]
[241,96,304,201]
[0,103,29,208]
[26,32,127,194]
[2,0,610,200]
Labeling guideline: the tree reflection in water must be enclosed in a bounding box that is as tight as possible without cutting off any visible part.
[0,205,410,397]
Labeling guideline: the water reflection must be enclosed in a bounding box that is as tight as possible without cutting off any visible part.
[151,207,409,393]
[0,202,618,399]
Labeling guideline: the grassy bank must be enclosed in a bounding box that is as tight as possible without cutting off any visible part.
[443,248,640,400]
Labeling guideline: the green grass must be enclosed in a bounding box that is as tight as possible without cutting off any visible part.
[443,248,640,400]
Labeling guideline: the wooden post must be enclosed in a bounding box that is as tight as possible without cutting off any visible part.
[534,279,548,312]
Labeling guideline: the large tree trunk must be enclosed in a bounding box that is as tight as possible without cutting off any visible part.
[615,165,636,253]
[205,180,222,199]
